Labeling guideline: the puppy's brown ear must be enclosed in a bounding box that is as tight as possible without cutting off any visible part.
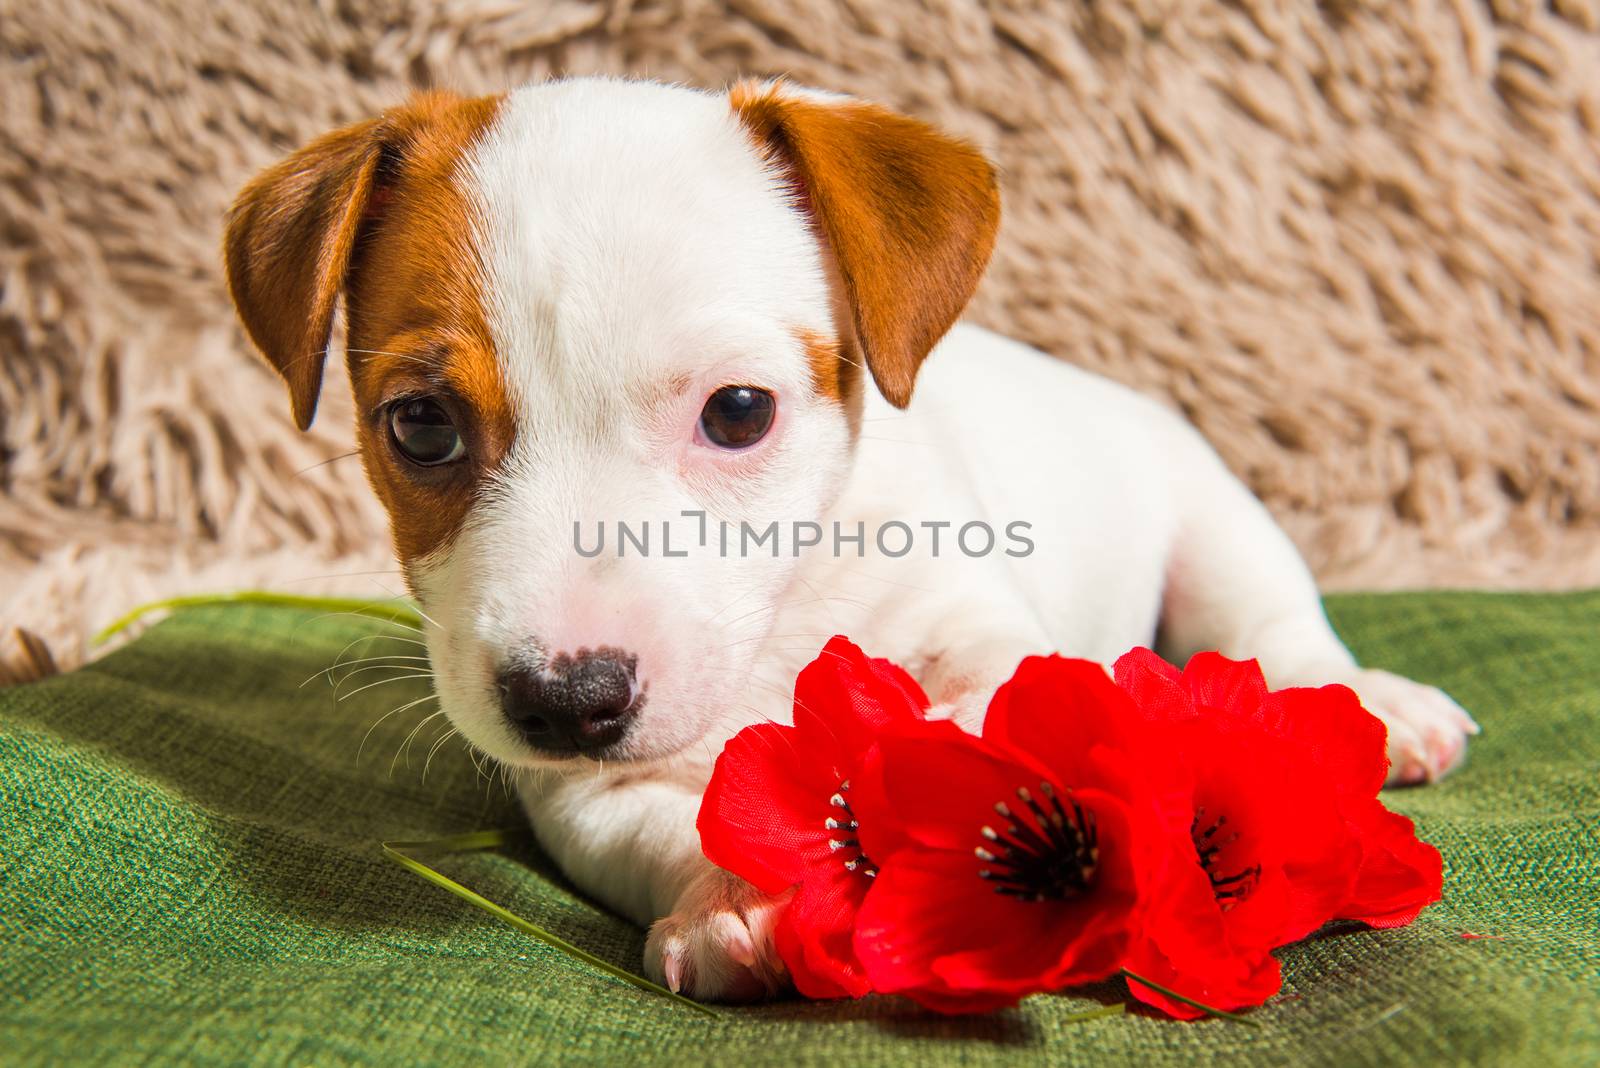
[731,82,1000,408]
[223,119,386,430]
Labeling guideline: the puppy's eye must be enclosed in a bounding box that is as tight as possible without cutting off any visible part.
[389,397,465,466]
[698,386,775,449]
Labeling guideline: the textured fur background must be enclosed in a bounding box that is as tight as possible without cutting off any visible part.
[4,0,1600,681]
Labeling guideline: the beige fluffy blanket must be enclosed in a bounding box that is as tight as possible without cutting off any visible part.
[4,0,1600,682]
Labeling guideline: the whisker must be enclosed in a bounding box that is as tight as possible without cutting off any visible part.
[344,348,438,367]
[705,586,762,626]
[744,674,798,709]
[761,646,848,655]
[283,568,406,585]
[328,661,434,689]
[855,435,934,446]
[422,726,459,783]
[338,655,435,667]
[717,631,835,651]
[793,576,850,626]
[334,634,424,649]
[292,451,361,477]
[299,608,423,636]
[717,603,775,632]
[372,580,441,630]
[777,579,875,611]
[304,654,433,690]
[392,710,448,777]
[358,692,438,762]
[838,566,936,594]
[330,632,426,662]
[465,744,493,788]
[337,671,435,703]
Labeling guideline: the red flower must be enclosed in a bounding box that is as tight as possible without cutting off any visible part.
[848,656,1164,1013]
[1113,649,1442,1018]
[697,636,929,998]
[703,637,1442,1020]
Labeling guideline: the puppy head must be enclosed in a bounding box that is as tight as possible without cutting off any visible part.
[224,78,997,769]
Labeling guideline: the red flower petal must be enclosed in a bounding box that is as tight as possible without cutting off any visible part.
[853,851,1070,1006]
[774,868,874,998]
[1199,722,1355,947]
[1178,651,1269,718]
[1112,647,1192,721]
[1127,779,1285,1018]
[698,722,836,895]
[792,636,929,760]
[983,655,1145,797]
[1258,685,1390,797]
[698,636,934,1000]
[853,822,1137,1013]
[852,713,1147,1013]
[1125,937,1283,1021]
[853,724,1055,856]
[1337,803,1443,927]
[698,637,927,900]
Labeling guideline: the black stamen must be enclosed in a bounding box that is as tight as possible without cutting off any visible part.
[1190,807,1258,908]
[975,782,1098,902]
[825,780,877,878]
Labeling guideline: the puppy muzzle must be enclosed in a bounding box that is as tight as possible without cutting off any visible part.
[496,647,641,755]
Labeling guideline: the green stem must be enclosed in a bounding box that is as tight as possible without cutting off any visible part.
[94,592,425,644]
[1121,969,1261,1026]
[382,830,720,1019]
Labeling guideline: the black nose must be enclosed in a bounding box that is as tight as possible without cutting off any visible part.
[497,648,640,754]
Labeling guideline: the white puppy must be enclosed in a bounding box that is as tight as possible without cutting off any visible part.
[224,77,1477,1001]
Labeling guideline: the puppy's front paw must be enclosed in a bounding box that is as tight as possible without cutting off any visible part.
[1338,668,1480,786]
[644,868,790,1002]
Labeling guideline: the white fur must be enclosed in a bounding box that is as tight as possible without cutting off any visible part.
[390,79,1477,1000]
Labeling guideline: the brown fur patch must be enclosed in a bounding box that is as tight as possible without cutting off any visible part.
[731,82,1000,409]
[795,327,857,404]
[345,93,512,565]
[224,120,385,429]
[225,91,511,564]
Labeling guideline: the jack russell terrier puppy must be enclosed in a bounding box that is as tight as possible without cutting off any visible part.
[224,77,1478,1001]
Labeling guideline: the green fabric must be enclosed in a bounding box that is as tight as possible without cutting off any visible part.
[3,593,1598,1066]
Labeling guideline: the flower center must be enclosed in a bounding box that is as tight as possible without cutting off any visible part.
[975,782,1098,902]
[826,780,877,878]
[1191,806,1260,909]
